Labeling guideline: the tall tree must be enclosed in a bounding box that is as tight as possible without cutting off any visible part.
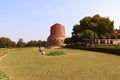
[0,37,16,48]
[64,37,71,45]
[38,40,47,47]
[80,30,97,47]
[17,38,25,47]
[72,14,114,45]
[26,40,38,47]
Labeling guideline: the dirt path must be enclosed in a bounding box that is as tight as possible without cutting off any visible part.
[0,52,12,61]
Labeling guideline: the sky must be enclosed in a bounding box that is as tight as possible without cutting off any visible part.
[0,0,120,42]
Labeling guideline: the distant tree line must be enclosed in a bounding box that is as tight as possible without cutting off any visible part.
[0,37,47,48]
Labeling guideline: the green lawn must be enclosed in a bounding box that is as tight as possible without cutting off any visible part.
[0,48,120,80]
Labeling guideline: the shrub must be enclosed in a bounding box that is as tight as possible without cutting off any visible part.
[0,70,14,80]
[46,51,66,56]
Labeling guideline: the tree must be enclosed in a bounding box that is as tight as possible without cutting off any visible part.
[17,38,25,47]
[25,40,47,47]
[74,14,114,37]
[64,37,71,45]
[71,14,114,46]
[105,33,111,39]
[11,41,16,48]
[73,24,80,33]
[38,40,47,47]
[0,37,16,48]
[80,30,97,47]
[26,40,38,47]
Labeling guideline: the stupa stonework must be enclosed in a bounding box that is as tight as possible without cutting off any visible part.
[47,23,66,47]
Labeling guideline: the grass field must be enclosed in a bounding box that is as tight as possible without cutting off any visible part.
[0,48,120,80]
[0,48,11,57]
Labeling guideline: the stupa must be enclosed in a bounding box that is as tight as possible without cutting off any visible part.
[47,23,66,47]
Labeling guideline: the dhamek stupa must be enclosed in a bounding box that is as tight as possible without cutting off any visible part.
[47,23,66,48]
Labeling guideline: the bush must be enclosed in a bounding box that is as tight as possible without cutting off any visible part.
[0,70,14,80]
[46,51,66,56]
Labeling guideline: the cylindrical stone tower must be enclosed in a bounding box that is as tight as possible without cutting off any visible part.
[47,23,66,47]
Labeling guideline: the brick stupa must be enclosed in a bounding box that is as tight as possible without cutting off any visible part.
[47,23,66,48]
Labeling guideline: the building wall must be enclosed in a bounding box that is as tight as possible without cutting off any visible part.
[97,39,120,44]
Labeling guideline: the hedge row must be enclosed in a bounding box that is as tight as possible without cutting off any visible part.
[65,45,120,56]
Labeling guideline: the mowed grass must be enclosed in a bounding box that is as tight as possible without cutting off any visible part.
[0,48,120,80]
[0,48,11,56]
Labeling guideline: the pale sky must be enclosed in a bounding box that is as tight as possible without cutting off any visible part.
[0,0,120,42]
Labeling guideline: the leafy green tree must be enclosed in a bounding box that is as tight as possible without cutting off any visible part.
[73,14,114,38]
[71,14,114,46]
[11,41,16,48]
[64,37,71,45]
[25,40,47,47]
[38,40,47,47]
[0,37,16,48]
[17,38,25,47]
[73,24,80,33]
[26,40,38,47]
[100,35,105,39]
[80,30,97,47]
[105,33,111,39]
